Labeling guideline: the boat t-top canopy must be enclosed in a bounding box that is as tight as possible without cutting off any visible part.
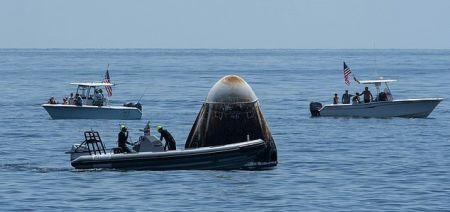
[355,78,396,98]
[357,79,397,84]
[70,82,114,87]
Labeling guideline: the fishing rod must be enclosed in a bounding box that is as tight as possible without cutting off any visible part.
[136,87,149,104]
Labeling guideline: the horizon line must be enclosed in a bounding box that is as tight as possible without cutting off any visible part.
[1,47,450,50]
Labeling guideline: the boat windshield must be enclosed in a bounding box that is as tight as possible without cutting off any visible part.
[76,85,92,98]
[356,78,396,102]
[371,82,393,101]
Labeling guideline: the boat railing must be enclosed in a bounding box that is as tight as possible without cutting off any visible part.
[74,131,107,155]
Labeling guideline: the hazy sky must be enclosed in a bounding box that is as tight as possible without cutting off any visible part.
[1,0,449,49]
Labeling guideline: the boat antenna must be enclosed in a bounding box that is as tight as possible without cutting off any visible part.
[136,87,148,104]
[372,41,380,78]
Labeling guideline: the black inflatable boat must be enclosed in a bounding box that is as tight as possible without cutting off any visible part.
[69,131,268,170]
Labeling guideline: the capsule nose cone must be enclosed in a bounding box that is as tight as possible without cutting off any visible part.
[205,75,258,103]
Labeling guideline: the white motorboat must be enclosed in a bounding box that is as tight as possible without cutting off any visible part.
[43,82,142,120]
[310,79,443,118]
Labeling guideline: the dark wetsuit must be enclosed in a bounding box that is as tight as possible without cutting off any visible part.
[159,129,176,151]
[118,131,132,153]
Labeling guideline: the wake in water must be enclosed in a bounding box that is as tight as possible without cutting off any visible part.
[1,162,72,173]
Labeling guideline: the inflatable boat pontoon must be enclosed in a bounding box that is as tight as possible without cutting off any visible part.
[69,131,268,170]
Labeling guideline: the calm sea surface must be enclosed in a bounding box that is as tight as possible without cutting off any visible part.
[0,49,449,211]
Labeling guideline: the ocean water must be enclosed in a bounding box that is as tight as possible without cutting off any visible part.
[0,49,449,211]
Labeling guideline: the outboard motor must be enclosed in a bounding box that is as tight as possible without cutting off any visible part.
[310,102,322,117]
[123,102,143,111]
[123,102,133,107]
[135,102,142,111]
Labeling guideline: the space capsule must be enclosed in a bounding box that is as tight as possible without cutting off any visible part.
[185,75,277,168]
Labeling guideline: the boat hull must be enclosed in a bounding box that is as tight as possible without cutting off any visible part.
[42,104,142,120]
[319,98,443,118]
[71,140,270,170]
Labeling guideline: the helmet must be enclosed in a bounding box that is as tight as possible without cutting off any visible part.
[156,125,163,132]
[120,124,127,131]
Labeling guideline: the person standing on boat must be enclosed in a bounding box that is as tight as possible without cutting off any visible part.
[68,93,74,105]
[360,87,373,103]
[341,90,353,104]
[74,94,83,106]
[157,126,176,151]
[352,92,361,104]
[118,124,132,153]
[48,96,57,104]
[98,89,105,106]
[93,89,104,106]
[99,89,105,100]
[333,93,339,104]
[63,96,68,104]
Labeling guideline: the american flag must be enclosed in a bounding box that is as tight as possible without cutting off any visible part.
[103,69,113,97]
[343,62,352,86]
